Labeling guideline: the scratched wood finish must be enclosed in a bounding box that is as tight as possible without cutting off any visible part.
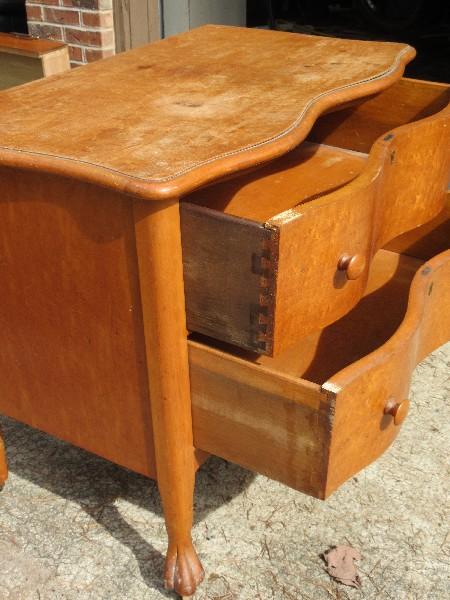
[190,248,450,498]
[182,78,450,355]
[0,29,446,597]
[0,27,414,200]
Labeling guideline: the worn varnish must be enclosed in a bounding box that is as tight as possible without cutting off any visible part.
[0,26,414,199]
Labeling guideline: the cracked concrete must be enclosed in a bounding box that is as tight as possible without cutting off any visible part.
[0,343,448,600]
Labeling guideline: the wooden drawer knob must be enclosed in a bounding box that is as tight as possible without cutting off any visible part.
[338,254,366,280]
[384,398,410,426]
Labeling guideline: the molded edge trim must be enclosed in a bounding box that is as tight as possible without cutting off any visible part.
[0,47,415,201]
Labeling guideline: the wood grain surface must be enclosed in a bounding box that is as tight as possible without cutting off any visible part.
[133,200,204,596]
[186,141,368,221]
[0,167,158,478]
[0,26,414,200]
[324,249,450,495]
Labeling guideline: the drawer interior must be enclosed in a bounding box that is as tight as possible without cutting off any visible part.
[190,248,423,385]
[190,244,449,497]
[186,141,367,222]
[182,76,449,356]
[184,78,449,224]
[309,77,450,154]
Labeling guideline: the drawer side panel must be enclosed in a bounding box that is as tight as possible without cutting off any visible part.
[189,342,331,498]
[181,202,277,353]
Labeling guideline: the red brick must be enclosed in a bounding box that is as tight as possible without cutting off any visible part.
[62,0,112,9]
[85,47,114,62]
[25,5,43,21]
[81,10,113,28]
[44,7,81,26]
[68,44,83,61]
[64,26,114,47]
[28,23,64,41]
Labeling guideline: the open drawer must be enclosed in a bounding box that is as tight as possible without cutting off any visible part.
[189,244,450,499]
[181,78,450,355]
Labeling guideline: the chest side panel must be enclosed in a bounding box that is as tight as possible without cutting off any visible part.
[0,168,156,477]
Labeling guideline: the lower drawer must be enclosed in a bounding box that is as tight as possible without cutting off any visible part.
[189,247,450,499]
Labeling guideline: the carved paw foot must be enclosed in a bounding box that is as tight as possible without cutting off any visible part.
[164,540,204,597]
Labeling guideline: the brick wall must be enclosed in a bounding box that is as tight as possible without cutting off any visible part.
[26,1,115,67]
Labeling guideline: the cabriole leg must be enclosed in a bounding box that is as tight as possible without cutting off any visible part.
[134,199,204,597]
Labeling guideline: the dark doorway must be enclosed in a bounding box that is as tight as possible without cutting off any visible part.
[0,0,27,34]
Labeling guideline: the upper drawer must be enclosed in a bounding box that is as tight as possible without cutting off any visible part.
[181,78,450,355]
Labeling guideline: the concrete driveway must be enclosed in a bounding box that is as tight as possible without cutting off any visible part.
[0,343,448,600]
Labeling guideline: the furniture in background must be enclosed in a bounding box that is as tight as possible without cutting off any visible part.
[0,32,70,90]
[0,26,448,597]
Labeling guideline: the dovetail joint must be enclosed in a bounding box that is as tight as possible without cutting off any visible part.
[250,230,278,353]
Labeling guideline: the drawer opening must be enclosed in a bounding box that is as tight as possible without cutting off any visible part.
[182,78,449,356]
[184,78,450,224]
[184,141,368,222]
[308,77,450,154]
[189,249,423,386]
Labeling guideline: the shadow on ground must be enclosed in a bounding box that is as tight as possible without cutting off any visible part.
[0,416,254,597]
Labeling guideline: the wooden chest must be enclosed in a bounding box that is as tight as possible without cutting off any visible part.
[0,26,448,597]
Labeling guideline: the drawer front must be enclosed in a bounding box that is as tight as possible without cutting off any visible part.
[190,249,450,498]
[324,250,450,496]
[183,96,450,355]
[269,100,450,354]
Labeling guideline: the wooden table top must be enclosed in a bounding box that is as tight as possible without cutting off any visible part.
[0,25,414,200]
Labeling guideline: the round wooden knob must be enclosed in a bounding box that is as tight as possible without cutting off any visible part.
[338,254,366,280]
[384,398,410,426]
